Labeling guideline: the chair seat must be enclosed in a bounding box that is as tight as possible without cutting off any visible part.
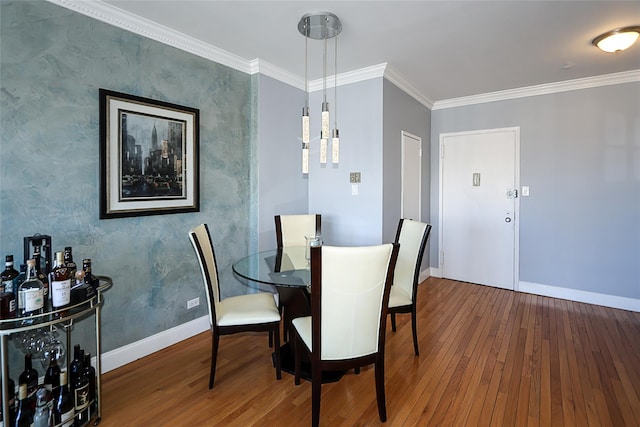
[388,286,412,308]
[218,292,281,326]
[292,316,312,350]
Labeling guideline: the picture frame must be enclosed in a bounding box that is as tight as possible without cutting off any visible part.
[99,89,200,219]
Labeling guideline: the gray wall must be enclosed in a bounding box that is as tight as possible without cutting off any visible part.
[382,79,431,244]
[256,74,309,251]
[308,78,385,246]
[0,0,254,367]
[431,82,640,299]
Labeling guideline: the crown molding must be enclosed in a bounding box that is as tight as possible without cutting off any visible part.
[47,0,640,111]
[432,69,640,110]
[250,59,305,89]
[384,65,435,109]
[47,0,252,74]
[308,63,387,92]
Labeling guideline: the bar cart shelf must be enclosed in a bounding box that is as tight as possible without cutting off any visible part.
[1,276,111,426]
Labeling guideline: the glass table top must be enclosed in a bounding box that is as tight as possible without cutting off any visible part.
[232,247,310,288]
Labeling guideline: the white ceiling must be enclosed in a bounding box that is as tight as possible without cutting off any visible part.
[82,1,640,104]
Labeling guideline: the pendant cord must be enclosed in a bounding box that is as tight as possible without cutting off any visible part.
[304,32,308,109]
[334,35,338,129]
[323,36,327,103]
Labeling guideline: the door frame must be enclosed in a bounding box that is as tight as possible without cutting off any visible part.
[401,130,422,220]
[438,127,520,290]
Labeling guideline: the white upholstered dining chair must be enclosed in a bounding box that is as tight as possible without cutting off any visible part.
[188,223,282,388]
[275,214,321,248]
[388,219,432,356]
[291,243,399,427]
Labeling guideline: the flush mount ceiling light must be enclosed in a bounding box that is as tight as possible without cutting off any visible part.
[298,12,342,174]
[592,26,640,53]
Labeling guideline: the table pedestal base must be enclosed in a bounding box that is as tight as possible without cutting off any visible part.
[274,342,344,383]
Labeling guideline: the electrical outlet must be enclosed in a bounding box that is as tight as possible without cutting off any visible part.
[187,297,199,309]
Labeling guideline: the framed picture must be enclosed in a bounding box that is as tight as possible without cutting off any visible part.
[99,89,200,219]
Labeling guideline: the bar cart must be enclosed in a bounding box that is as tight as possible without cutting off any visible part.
[0,276,111,426]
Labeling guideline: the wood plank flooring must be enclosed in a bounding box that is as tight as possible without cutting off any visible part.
[99,277,640,426]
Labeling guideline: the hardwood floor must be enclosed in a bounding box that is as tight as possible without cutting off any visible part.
[100,277,640,426]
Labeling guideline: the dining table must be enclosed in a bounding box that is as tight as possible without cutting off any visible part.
[233,246,343,383]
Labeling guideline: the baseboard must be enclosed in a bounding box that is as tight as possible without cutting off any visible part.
[101,315,209,373]
[519,281,639,312]
[423,269,638,312]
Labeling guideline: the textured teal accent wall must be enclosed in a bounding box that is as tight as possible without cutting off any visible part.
[0,0,253,365]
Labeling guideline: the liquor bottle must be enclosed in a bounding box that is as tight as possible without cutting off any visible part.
[63,248,77,284]
[19,353,39,412]
[32,248,49,307]
[81,259,96,289]
[44,353,61,398]
[14,384,32,427]
[0,279,16,320]
[70,271,95,306]
[49,251,72,315]
[71,352,89,427]
[83,353,96,415]
[32,388,50,427]
[1,255,19,295]
[17,259,44,319]
[54,371,74,427]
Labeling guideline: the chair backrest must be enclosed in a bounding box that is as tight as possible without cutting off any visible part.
[393,219,432,301]
[310,243,399,360]
[275,214,321,247]
[188,224,220,327]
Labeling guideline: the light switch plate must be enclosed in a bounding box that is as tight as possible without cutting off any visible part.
[522,186,530,196]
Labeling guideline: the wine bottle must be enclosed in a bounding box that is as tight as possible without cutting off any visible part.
[44,353,61,398]
[69,345,82,388]
[54,371,74,427]
[49,251,72,315]
[32,388,50,427]
[83,353,96,415]
[18,259,44,319]
[71,352,89,427]
[1,255,19,295]
[14,384,32,427]
[18,353,38,412]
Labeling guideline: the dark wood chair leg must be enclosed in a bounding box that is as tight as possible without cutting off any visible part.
[209,332,220,389]
[374,357,387,422]
[411,306,419,356]
[311,363,322,427]
[294,334,301,385]
[354,367,360,374]
[273,325,282,380]
[391,312,397,332]
[269,330,273,348]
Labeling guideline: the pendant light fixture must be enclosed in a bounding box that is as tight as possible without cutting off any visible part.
[592,26,640,53]
[298,12,342,173]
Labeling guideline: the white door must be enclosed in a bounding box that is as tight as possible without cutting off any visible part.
[401,131,422,220]
[439,128,519,290]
